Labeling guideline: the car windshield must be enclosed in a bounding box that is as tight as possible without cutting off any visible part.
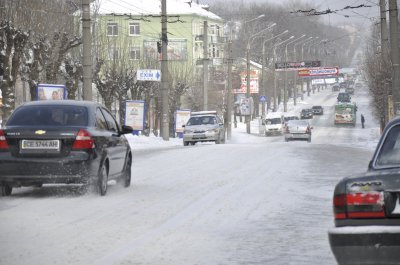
[187,116,217,126]
[7,105,88,126]
[376,125,400,167]
[265,118,281,125]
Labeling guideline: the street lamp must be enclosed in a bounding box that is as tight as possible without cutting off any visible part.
[226,14,266,140]
[292,36,312,105]
[283,34,306,112]
[272,36,294,111]
[261,29,289,117]
[245,22,276,133]
[301,37,317,61]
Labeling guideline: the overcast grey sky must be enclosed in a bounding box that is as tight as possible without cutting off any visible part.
[201,0,381,26]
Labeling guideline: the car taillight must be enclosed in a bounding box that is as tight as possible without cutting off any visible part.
[72,129,94,150]
[0,129,9,150]
[306,127,311,134]
[284,126,290,133]
[333,191,385,220]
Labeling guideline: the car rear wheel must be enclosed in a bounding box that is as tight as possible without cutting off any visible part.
[123,156,132,188]
[0,184,12,196]
[183,141,189,146]
[98,163,108,196]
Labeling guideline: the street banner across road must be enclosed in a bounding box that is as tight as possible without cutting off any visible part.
[298,67,339,77]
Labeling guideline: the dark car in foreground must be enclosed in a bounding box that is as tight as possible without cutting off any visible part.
[329,118,400,264]
[311,105,324,115]
[0,100,133,196]
[300,108,313,119]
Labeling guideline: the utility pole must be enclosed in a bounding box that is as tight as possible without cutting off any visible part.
[161,0,169,140]
[227,40,233,140]
[82,0,92,101]
[203,21,209,111]
[381,0,391,121]
[381,0,389,51]
[389,0,400,118]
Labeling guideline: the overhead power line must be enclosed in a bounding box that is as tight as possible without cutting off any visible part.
[290,4,373,17]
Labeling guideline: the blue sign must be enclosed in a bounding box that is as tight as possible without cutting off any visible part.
[137,69,161,81]
[259,95,267,102]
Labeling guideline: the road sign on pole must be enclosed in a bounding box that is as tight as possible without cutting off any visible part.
[259,95,267,102]
[137,69,161,81]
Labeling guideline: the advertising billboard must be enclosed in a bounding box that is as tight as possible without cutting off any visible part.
[144,39,188,61]
[125,100,146,131]
[37,84,66,101]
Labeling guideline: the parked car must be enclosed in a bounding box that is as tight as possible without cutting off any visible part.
[337,92,351,103]
[0,100,133,196]
[283,119,312,142]
[311,105,324,115]
[329,117,400,264]
[300,109,314,119]
[263,113,284,136]
[182,111,225,146]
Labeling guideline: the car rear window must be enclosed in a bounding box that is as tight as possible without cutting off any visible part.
[7,105,88,126]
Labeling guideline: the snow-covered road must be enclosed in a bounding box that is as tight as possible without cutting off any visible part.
[0,85,381,265]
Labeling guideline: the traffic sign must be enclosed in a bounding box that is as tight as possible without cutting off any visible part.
[137,69,161,81]
[259,95,267,102]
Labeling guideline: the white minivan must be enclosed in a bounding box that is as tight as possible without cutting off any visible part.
[263,113,284,136]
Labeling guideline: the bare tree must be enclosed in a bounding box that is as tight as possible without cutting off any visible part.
[0,21,29,119]
[362,25,391,131]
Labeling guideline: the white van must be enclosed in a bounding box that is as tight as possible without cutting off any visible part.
[263,113,284,136]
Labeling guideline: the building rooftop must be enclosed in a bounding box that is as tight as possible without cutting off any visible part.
[92,0,222,21]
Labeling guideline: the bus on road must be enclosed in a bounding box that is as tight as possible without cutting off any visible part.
[334,102,357,126]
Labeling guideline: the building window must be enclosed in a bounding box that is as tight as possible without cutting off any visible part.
[130,47,140,60]
[129,23,140,36]
[107,22,118,36]
[108,48,119,60]
[209,25,216,36]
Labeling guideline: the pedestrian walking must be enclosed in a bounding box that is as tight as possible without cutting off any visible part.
[361,114,365,128]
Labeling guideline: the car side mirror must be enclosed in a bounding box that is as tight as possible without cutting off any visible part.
[121,125,133,135]
[182,124,186,128]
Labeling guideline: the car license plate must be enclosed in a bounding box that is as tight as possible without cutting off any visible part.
[193,134,206,139]
[21,140,60,150]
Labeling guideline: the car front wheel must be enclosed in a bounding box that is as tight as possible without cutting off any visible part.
[0,184,12,196]
[123,156,132,188]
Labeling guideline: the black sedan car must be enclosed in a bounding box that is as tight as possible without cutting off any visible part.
[329,118,400,264]
[300,108,313,119]
[0,100,133,196]
[311,105,324,115]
